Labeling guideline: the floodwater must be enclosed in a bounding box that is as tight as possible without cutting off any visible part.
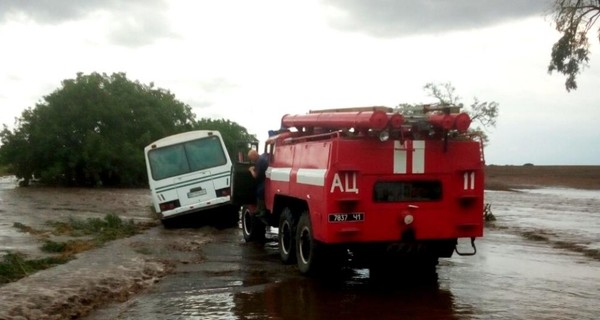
[85,188,600,320]
[0,175,154,259]
[1,175,598,319]
[0,176,41,257]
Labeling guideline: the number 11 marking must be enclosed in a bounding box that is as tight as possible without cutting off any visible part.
[464,172,475,190]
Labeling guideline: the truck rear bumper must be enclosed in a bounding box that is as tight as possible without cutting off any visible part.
[341,238,458,267]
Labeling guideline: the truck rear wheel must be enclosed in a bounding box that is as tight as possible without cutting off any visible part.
[296,211,323,275]
[241,206,265,242]
[278,207,297,264]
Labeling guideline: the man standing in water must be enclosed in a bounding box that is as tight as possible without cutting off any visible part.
[248,149,268,219]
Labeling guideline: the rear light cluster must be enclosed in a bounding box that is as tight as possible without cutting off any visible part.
[216,187,231,197]
[159,200,181,212]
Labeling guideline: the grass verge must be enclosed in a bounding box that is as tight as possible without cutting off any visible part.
[46,213,139,244]
[0,252,71,284]
[1,213,150,285]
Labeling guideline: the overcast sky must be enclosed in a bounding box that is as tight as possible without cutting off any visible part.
[1,0,599,165]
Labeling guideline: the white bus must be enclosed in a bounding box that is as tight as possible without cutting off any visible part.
[144,130,238,227]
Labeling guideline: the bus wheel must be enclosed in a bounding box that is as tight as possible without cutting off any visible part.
[161,218,177,229]
[242,206,265,242]
[296,211,322,275]
[278,207,297,264]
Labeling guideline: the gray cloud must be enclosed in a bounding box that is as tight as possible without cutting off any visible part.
[184,78,239,111]
[189,99,214,110]
[0,0,101,23]
[105,3,177,47]
[198,78,239,93]
[322,0,552,37]
[0,0,175,47]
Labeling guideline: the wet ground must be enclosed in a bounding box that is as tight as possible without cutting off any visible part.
[1,175,599,319]
[0,176,155,259]
[88,188,600,320]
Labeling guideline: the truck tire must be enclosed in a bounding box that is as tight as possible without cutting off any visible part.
[241,206,265,242]
[296,211,322,275]
[278,207,297,264]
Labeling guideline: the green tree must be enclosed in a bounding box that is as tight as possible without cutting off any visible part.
[548,0,600,91]
[397,82,499,143]
[0,72,196,187]
[192,118,257,161]
[424,82,499,131]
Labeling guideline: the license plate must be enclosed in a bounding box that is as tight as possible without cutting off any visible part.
[328,213,364,223]
[187,190,207,198]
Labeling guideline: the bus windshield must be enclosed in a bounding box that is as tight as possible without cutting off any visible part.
[148,135,227,180]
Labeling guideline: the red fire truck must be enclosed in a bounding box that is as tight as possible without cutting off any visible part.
[240,105,484,276]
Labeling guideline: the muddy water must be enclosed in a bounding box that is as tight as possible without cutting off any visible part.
[0,176,42,257]
[1,177,598,319]
[0,175,154,259]
[85,188,600,320]
[488,188,600,253]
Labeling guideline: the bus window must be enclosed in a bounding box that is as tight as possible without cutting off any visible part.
[236,141,259,164]
[186,136,227,171]
[149,144,190,180]
[148,135,228,181]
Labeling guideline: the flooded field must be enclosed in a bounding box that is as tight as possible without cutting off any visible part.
[1,174,599,319]
[0,176,154,260]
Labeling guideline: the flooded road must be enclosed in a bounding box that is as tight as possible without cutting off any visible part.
[84,188,600,320]
[1,175,598,319]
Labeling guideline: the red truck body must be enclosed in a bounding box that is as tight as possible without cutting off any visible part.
[241,106,484,276]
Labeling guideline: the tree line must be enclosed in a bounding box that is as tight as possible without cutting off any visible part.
[0,72,256,187]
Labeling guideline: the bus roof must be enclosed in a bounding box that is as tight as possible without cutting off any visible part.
[144,130,222,151]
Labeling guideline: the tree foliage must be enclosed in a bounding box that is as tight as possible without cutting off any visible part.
[397,82,499,144]
[0,72,199,187]
[192,118,257,161]
[548,0,600,91]
[424,82,498,130]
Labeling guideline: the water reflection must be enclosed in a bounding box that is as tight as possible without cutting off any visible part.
[233,269,466,320]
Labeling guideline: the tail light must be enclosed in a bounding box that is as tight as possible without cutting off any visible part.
[216,187,231,197]
[159,199,180,212]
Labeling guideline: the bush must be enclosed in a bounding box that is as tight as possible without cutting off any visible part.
[0,252,70,284]
[523,163,534,167]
